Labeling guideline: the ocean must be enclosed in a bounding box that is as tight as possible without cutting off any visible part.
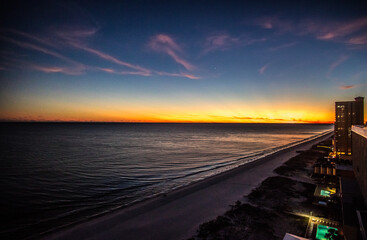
[0,123,333,239]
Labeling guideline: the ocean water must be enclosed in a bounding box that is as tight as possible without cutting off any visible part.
[0,123,333,239]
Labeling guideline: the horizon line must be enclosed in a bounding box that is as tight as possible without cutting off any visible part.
[0,120,334,124]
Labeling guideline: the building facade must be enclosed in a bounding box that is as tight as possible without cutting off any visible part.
[334,97,364,158]
[352,125,367,206]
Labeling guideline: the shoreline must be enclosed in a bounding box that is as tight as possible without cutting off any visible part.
[45,131,333,240]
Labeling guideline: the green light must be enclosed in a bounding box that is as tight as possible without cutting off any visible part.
[320,190,330,197]
[316,225,338,240]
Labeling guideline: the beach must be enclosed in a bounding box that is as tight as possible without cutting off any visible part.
[45,131,333,240]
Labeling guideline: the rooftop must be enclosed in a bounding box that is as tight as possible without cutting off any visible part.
[283,233,310,240]
[352,125,367,139]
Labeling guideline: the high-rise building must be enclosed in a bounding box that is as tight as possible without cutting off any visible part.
[351,125,367,206]
[334,97,364,158]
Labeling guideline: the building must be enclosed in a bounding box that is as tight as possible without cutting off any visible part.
[352,125,367,206]
[334,97,364,158]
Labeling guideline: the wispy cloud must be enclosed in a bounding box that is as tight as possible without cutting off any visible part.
[156,71,200,79]
[7,29,59,48]
[201,33,266,55]
[1,29,199,79]
[269,42,297,51]
[315,18,367,42]
[97,67,151,76]
[348,32,367,45]
[98,68,116,73]
[148,34,195,71]
[30,64,85,75]
[69,42,152,75]
[1,55,85,75]
[54,27,98,40]
[98,67,199,79]
[258,64,268,74]
[327,55,349,77]
[254,16,294,33]
[202,33,240,54]
[339,85,357,89]
[0,35,76,64]
[254,16,367,46]
[51,27,152,75]
[339,83,366,90]
[0,34,87,74]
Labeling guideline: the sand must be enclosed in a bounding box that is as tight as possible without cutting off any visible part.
[192,134,337,239]
[45,132,333,240]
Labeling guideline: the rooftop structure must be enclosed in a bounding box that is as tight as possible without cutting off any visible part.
[282,233,310,240]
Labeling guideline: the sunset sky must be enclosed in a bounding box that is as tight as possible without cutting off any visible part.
[0,0,366,123]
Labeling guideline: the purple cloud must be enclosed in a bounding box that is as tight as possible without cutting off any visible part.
[201,33,266,55]
[156,71,200,79]
[327,55,349,77]
[268,42,297,51]
[2,28,153,76]
[54,27,98,40]
[254,16,367,46]
[254,16,294,33]
[0,34,87,74]
[99,67,199,79]
[348,32,367,45]
[203,33,240,54]
[258,64,268,74]
[70,42,152,75]
[29,64,85,75]
[339,83,366,90]
[50,27,153,75]
[339,85,357,89]
[315,17,367,42]
[148,34,195,71]
[0,35,76,64]
[2,29,200,79]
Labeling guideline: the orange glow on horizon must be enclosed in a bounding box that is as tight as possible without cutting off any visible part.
[0,95,337,124]
[0,108,335,124]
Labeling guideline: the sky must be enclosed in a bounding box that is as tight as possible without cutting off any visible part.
[0,0,366,123]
